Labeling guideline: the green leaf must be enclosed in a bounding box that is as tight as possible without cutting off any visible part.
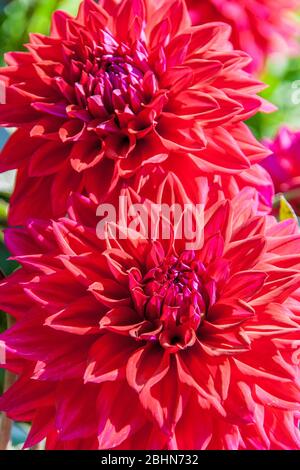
[0,199,8,224]
[279,194,298,222]
[0,241,19,276]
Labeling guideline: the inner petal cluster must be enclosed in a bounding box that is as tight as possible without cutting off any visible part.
[62,29,163,159]
[136,250,217,352]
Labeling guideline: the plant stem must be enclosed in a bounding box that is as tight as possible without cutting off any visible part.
[0,199,8,226]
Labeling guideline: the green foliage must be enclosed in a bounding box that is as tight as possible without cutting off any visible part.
[0,0,81,63]
[279,194,298,221]
[248,54,300,140]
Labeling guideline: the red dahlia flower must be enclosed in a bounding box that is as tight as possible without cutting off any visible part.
[0,176,299,450]
[261,127,300,212]
[0,0,271,224]
[186,0,300,72]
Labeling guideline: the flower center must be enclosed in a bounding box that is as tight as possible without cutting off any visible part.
[73,32,155,120]
[141,251,215,353]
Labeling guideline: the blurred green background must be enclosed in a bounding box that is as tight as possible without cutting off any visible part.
[0,0,299,449]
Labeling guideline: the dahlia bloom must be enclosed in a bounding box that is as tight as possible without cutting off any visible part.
[186,0,300,72]
[0,0,270,224]
[262,127,300,212]
[0,176,300,450]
